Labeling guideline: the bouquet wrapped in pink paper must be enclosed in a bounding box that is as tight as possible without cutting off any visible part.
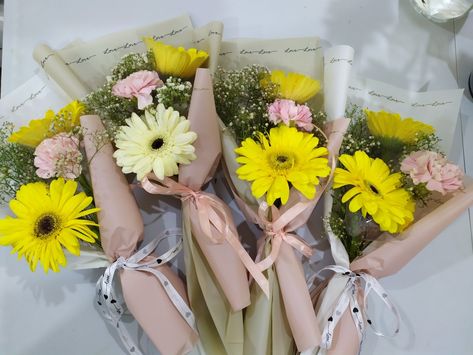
[139,68,258,355]
[311,79,471,355]
[215,38,354,354]
[30,15,255,354]
[81,115,198,355]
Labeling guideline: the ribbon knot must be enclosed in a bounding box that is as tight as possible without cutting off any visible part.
[255,202,314,273]
[317,265,400,350]
[95,228,196,355]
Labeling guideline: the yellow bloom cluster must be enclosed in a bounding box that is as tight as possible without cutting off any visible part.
[144,37,209,79]
[8,100,85,147]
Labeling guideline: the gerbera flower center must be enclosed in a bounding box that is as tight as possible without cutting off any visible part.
[34,213,60,239]
[269,152,295,170]
[151,138,165,150]
[367,182,379,194]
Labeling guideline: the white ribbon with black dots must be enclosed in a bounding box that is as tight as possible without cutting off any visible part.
[95,228,196,355]
[318,265,400,350]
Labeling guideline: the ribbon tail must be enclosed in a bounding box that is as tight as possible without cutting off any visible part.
[225,233,270,298]
[256,236,282,272]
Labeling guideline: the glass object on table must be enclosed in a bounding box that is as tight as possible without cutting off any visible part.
[410,0,473,22]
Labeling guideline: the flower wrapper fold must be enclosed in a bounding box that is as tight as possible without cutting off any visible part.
[81,114,198,355]
[217,38,354,353]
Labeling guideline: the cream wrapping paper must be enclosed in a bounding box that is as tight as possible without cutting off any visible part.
[81,115,198,355]
[33,15,223,99]
[218,37,354,353]
[313,78,469,355]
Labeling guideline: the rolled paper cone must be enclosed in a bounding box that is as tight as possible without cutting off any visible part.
[185,199,251,311]
[81,115,143,260]
[120,257,199,355]
[81,115,198,353]
[33,44,90,100]
[179,68,251,311]
[350,178,473,277]
[275,243,321,352]
[323,46,355,121]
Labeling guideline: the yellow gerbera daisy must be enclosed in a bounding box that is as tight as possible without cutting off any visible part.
[333,150,415,233]
[266,70,321,103]
[114,104,197,181]
[235,125,330,206]
[0,178,99,273]
[144,37,209,79]
[365,109,435,144]
[9,100,85,147]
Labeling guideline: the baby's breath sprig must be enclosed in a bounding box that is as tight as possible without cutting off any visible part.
[156,77,192,116]
[0,122,39,204]
[341,104,381,156]
[214,65,278,142]
[109,52,154,82]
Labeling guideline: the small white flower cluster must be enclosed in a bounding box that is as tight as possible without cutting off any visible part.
[342,133,381,155]
[155,77,192,115]
[214,65,278,142]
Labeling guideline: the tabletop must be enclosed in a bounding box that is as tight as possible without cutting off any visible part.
[1,1,473,354]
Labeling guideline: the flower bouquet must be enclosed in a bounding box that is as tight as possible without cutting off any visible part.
[312,100,473,355]
[0,101,100,273]
[215,37,354,354]
[31,15,260,355]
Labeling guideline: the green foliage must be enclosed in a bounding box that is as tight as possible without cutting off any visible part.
[0,122,40,204]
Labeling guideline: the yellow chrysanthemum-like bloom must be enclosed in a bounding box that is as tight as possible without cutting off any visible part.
[333,150,415,233]
[365,109,435,144]
[0,178,99,273]
[8,100,85,147]
[267,70,321,103]
[144,37,209,79]
[235,125,330,206]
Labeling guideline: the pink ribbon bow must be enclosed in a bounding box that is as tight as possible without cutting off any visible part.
[140,174,272,297]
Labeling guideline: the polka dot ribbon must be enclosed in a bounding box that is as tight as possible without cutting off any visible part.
[318,265,400,350]
[95,228,196,355]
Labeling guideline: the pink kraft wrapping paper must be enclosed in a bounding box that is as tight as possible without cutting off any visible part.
[81,115,198,355]
[178,68,251,312]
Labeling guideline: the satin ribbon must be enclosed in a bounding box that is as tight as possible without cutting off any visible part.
[95,228,196,355]
[317,265,400,350]
[140,174,271,297]
[255,202,314,272]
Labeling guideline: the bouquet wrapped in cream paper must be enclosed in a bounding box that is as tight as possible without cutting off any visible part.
[31,15,256,354]
[311,78,470,355]
[215,38,354,354]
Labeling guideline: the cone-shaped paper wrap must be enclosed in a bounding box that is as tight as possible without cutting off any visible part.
[81,115,198,355]
[179,68,251,311]
[141,68,252,355]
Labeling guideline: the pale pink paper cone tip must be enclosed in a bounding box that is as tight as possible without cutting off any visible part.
[80,115,144,260]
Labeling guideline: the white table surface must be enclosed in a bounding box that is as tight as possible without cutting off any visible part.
[1,1,473,354]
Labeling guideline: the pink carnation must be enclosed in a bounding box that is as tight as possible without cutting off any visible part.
[34,133,82,179]
[400,151,463,195]
[268,99,313,131]
[112,70,163,110]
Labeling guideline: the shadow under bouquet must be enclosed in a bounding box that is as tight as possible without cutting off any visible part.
[312,105,473,355]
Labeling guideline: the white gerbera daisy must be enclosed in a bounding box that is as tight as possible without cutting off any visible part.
[113,104,197,180]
